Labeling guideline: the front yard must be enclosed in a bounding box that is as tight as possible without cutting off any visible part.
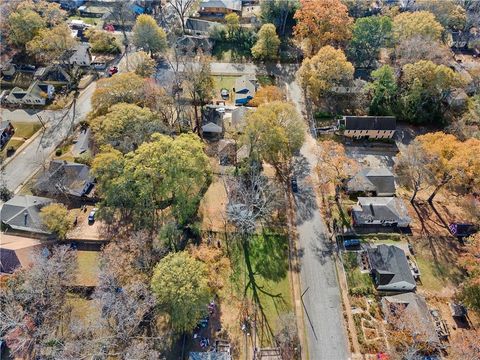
[1,121,42,156]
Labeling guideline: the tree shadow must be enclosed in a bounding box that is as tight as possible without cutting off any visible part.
[293,183,317,226]
[249,233,288,282]
[310,229,334,266]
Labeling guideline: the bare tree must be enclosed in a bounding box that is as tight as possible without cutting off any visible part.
[395,140,432,203]
[168,0,197,34]
[275,312,300,360]
[225,165,280,236]
[0,246,77,359]
[107,1,136,70]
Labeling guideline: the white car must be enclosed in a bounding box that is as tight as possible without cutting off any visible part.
[216,107,226,113]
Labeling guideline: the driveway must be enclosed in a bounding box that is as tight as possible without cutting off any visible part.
[2,82,95,192]
[284,78,350,360]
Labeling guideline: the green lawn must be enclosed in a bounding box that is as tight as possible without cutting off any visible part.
[413,237,464,293]
[213,75,238,99]
[76,251,100,286]
[13,122,41,139]
[343,252,374,295]
[229,232,293,343]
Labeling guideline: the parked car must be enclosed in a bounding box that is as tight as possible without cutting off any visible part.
[343,239,361,250]
[216,107,226,113]
[88,208,98,224]
[220,88,229,100]
[291,177,298,193]
[108,66,118,77]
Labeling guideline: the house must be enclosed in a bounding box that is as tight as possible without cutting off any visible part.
[198,0,242,16]
[3,80,55,106]
[34,160,94,198]
[34,65,72,87]
[201,105,225,139]
[59,0,86,10]
[352,197,411,229]
[0,236,43,274]
[176,35,213,55]
[234,75,258,106]
[382,293,440,345]
[231,106,250,132]
[0,195,53,234]
[346,168,395,197]
[0,121,15,149]
[185,18,224,36]
[368,244,416,291]
[61,43,92,67]
[338,116,396,139]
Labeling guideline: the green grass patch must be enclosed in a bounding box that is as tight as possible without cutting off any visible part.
[229,232,292,341]
[76,251,100,286]
[213,75,238,95]
[343,252,374,296]
[13,122,41,139]
[69,15,104,27]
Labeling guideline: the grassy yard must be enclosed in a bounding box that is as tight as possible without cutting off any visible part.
[14,122,41,139]
[65,294,100,326]
[76,251,100,287]
[343,252,374,295]
[213,75,238,100]
[69,15,104,28]
[413,236,464,293]
[228,232,292,344]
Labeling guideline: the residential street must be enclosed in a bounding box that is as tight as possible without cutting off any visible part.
[2,83,95,192]
[285,78,350,360]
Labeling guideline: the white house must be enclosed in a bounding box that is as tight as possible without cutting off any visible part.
[3,81,54,106]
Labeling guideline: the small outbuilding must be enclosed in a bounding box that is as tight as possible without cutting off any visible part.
[346,167,395,197]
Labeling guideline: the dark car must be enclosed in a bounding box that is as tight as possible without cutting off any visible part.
[343,239,361,250]
[108,66,118,77]
[291,177,298,193]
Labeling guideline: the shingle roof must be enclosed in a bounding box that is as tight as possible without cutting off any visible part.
[382,293,439,344]
[352,197,410,226]
[0,237,42,274]
[200,0,242,11]
[202,122,223,133]
[344,116,396,131]
[347,168,395,196]
[0,195,53,234]
[34,160,94,197]
[368,244,416,289]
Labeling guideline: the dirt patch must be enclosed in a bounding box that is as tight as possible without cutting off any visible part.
[199,175,229,232]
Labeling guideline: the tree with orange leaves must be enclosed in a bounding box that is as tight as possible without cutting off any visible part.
[458,233,480,313]
[416,132,480,203]
[293,0,353,56]
[249,85,285,107]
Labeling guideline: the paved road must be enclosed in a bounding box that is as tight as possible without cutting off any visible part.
[2,83,95,192]
[284,78,350,360]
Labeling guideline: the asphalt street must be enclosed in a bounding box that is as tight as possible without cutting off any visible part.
[2,82,95,192]
[285,78,350,360]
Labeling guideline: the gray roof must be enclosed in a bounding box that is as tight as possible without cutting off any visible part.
[352,197,410,227]
[231,107,250,130]
[344,116,396,131]
[202,122,223,133]
[186,18,223,33]
[382,293,439,344]
[346,168,395,196]
[0,195,53,234]
[189,352,231,360]
[34,160,94,197]
[368,244,416,290]
[200,0,242,11]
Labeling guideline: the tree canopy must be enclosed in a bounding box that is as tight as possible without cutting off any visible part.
[399,60,464,123]
[249,86,285,107]
[260,0,298,36]
[293,0,353,56]
[91,72,147,116]
[7,8,46,48]
[90,103,169,153]
[243,101,306,181]
[393,11,444,43]
[151,252,211,332]
[133,14,167,56]
[297,45,354,105]
[85,29,121,54]
[415,0,466,31]
[26,23,77,63]
[40,203,73,239]
[348,16,392,67]
[367,65,397,116]
[92,133,211,229]
[252,23,281,61]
